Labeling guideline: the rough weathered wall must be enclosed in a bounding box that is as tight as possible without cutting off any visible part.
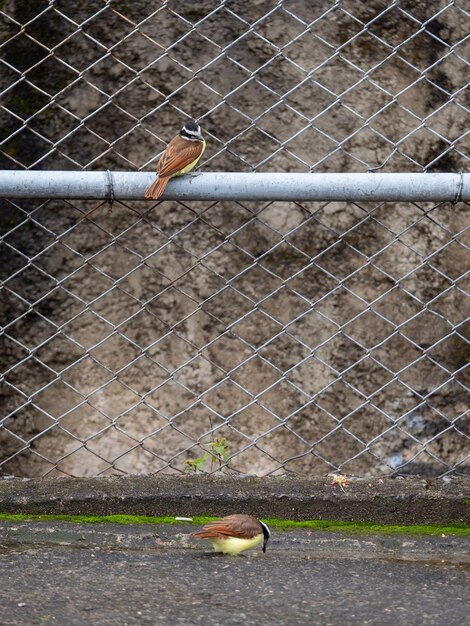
[1,0,468,477]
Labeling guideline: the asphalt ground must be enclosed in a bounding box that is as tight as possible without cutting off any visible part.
[0,521,469,626]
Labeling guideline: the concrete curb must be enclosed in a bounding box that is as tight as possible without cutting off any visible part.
[0,476,469,524]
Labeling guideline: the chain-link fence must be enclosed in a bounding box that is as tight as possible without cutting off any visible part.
[0,1,469,478]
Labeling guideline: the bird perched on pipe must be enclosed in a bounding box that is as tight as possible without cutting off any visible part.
[192,514,271,555]
[144,120,206,200]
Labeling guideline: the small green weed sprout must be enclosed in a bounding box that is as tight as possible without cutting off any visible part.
[184,437,230,474]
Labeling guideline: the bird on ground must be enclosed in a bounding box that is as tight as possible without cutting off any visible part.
[144,120,206,200]
[192,514,271,555]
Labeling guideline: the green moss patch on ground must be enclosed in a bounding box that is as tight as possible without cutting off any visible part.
[264,518,470,536]
[0,513,468,536]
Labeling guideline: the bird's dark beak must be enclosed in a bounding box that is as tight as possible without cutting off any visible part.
[262,538,268,553]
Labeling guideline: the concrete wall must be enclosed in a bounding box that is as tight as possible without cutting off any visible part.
[0,0,468,477]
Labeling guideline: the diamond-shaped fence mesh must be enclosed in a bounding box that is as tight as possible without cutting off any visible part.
[0,1,469,478]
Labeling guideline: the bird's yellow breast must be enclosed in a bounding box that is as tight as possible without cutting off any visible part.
[172,140,206,178]
[209,533,263,555]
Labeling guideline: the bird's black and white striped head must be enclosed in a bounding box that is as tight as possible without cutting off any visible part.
[180,120,203,142]
[260,520,271,553]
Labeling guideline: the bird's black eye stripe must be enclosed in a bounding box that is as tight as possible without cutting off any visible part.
[260,521,271,538]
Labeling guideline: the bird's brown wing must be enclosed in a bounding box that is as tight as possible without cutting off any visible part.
[156,135,203,178]
[192,515,261,539]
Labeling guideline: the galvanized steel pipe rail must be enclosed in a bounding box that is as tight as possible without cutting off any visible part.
[0,171,468,202]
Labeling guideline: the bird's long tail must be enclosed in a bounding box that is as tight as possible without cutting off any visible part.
[144,176,169,200]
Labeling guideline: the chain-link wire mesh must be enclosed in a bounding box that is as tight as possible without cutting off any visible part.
[1,0,469,173]
[0,1,469,478]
